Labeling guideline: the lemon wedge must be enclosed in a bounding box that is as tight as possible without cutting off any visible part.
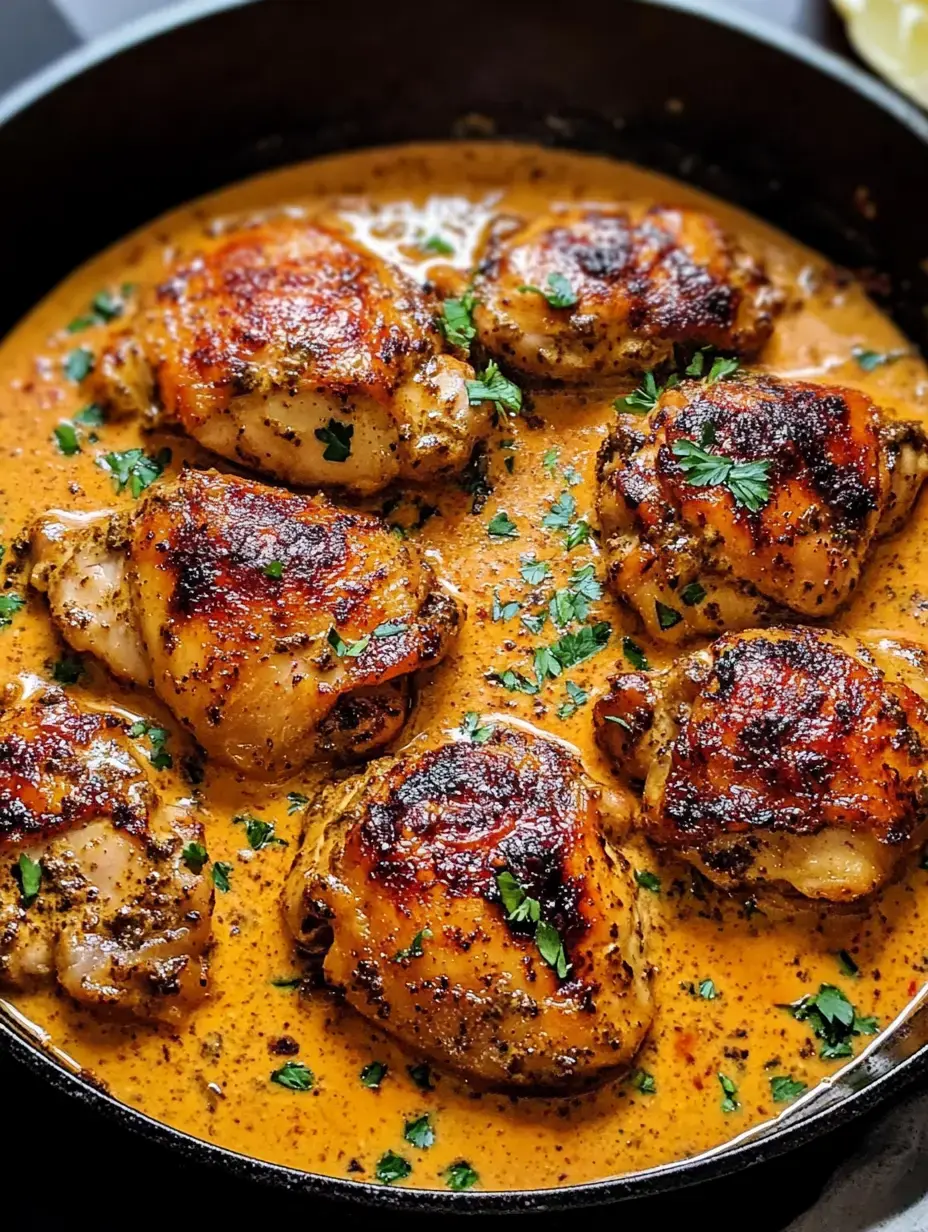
[833,0,928,107]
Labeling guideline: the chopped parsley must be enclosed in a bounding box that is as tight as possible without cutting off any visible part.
[520,556,551,585]
[784,984,878,1059]
[542,490,591,551]
[837,950,859,978]
[622,637,651,671]
[212,861,233,893]
[718,1072,740,1113]
[373,621,408,638]
[234,813,287,851]
[263,560,284,580]
[697,978,718,1000]
[360,1061,387,1089]
[394,928,432,961]
[537,622,611,679]
[672,436,771,512]
[542,447,559,474]
[487,511,519,539]
[685,348,740,384]
[655,601,682,630]
[0,593,24,629]
[445,1161,479,1191]
[635,869,661,893]
[270,1061,314,1091]
[314,417,354,462]
[407,1063,434,1090]
[770,1075,807,1103]
[440,290,478,350]
[615,371,677,414]
[680,580,707,606]
[487,668,539,695]
[376,1151,412,1185]
[404,1113,435,1149]
[67,287,127,331]
[466,361,522,415]
[271,975,302,990]
[15,853,41,906]
[420,233,454,256]
[53,422,81,456]
[102,446,171,497]
[562,463,583,487]
[287,792,309,815]
[52,655,85,685]
[63,346,94,382]
[495,869,570,979]
[491,589,521,622]
[521,612,546,635]
[852,346,906,372]
[128,720,173,770]
[181,841,209,874]
[327,627,371,658]
[556,679,589,720]
[518,271,578,309]
[74,403,105,426]
[632,1068,656,1095]
[460,712,493,743]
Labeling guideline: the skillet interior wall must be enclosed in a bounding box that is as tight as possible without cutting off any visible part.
[1,0,927,351]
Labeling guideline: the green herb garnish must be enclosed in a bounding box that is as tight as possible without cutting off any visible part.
[466,361,522,415]
[314,418,354,462]
[102,447,171,497]
[518,271,578,309]
[270,1061,314,1091]
[672,436,772,512]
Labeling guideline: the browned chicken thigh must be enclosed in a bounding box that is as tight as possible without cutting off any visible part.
[283,724,652,1090]
[30,469,461,776]
[594,627,928,902]
[473,206,781,382]
[0,683,212,1018]
[86,218,488,494]
[597,373,928,641]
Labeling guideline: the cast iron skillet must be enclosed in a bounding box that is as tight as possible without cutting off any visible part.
[2,0,928,1213]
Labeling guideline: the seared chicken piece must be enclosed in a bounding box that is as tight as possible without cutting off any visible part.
[30,469,461,776]
[473,206,781,382]
[284,724,652,1090]
[87,218,488,494]
[594,627,928,901]
[0,683,212,1018]
[597,374,928,642]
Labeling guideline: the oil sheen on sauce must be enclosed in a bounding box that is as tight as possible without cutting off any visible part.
[1,143,927,1193]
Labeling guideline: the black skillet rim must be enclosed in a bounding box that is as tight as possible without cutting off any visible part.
[1,0,928,1213]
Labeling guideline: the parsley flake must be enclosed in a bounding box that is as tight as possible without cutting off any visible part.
[15,853,41,906]
[622,637,650,671]
[491,589,521,622]
[212,861,233,893]
[556,679,589,720]
[52,655,85,685]
[635,869,661,893]
[460,712,493,743]
[373,621,408,638]
[102,447,171,498]
[234,813,287,851]
[360,1060,387,1089]
[466,361,522,415]
[518,271,578,309]
[420,233,455,256]
[770,1075,807,1103]
[672,437,772,512]
[487,511,519,539]
[404,1113,435,1149]
[615,371,678,414]
[445,1161,479,1191]
[718,1072,740,1113]
[0,593,21,629]
[314,418,354,462]
[632,1068,657,1094]
[440,290,478,350]
[394,928,431,961]
[263,560,283,580]
[520,556,551,585]
[181,841,209,874]
[784,984,878,1059]
[64,346,94,382]
[327,628,371,658]
[407,1063,434,1090]
[656,600,682,630]
[54,422,81,456]
[128,720,173,770]
[495,869,570,978]
[681,580,707,606]
[376,1151,412,1185]
[287,792,309,815]
[270,1061,314,1091]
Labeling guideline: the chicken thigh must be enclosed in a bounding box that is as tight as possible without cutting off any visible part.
[283,723,652,1090]
[86,218,488,494]
[30,469,461,776]
[0,682,212,1019]
[473,206,781,383]
[594,627,928,902]
[597,373,928,641]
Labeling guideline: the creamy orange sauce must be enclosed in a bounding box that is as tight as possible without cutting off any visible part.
[1,142,928,1193]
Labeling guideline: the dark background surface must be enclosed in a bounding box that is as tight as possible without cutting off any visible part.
[1,0,926,1226]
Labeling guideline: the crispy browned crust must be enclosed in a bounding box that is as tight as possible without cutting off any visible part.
[0,689,150,847]
[605,629,928,849]
[596,373,904,631]
[105,218,444,428]
[475,206,780,380]
[130,468,460,716]
[345,727,593,948]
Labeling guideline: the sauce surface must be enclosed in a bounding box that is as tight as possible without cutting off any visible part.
[1,142,927,1193]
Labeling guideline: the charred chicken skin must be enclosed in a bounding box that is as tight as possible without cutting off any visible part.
[0,683,212,1019]
[284,725,652,1090]
[473,206,781,383]
[86,218,488,494]
[597,373,928,641]
[30,469,461,776]
[595,627,928,902]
